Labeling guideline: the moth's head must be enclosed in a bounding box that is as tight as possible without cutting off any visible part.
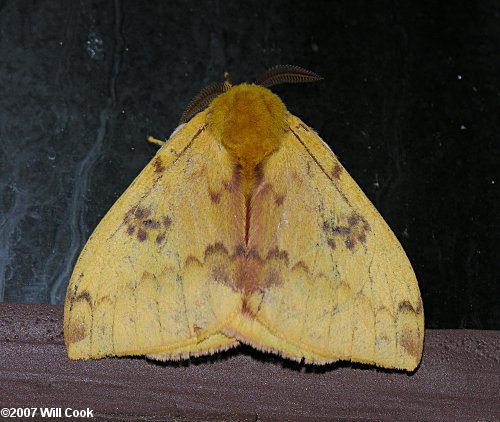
[179,66,323,178]
[179,65,323,124]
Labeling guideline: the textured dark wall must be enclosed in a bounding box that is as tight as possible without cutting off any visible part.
[0,0,498,328]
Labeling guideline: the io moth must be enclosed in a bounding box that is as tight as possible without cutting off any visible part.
[64,65,424,371]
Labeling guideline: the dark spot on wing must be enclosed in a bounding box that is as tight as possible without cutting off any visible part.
[66,319,87,344]
[322,212,371,252]
[185,255,202,266]
[331,163,343,180]
[95,295,113,308]
[274,193,286,206]
[163,216,172,230]
[153,157,165,173]
[348,214,360,226]
[398,300,422,315]
[143,219,161,229]
[246,248,264,263]
[205,242,229,259]
[345,238,355,250]
[124,206,150,223]
[266,246,289,265]
[400,329,420,359]
[134,208,150,219]
[75,290,92,304]
[125,207,172,242]
[233,244,246,257]
[333,226,350,235]
[209,189,221,204]
[73,290,93,310]
[292,260,309,273]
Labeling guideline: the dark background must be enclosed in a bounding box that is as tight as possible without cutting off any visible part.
[0,0,498,329]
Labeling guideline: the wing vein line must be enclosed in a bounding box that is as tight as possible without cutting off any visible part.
[289,127,354,210]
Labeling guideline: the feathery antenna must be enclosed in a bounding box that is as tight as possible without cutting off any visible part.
[256,65,323,88]
[179,66,322,123]
[179,80,232,124]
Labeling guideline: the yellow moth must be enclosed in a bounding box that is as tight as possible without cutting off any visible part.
[64,66,424,371]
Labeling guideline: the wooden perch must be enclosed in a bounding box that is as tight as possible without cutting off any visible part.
[0,303,498,421]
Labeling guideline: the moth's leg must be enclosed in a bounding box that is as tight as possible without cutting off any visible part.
[147,135,166,146]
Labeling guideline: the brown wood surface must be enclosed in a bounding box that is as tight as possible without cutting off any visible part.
[0,303,498,421]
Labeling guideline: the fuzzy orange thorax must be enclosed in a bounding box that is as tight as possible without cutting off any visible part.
[208,83,287,183]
